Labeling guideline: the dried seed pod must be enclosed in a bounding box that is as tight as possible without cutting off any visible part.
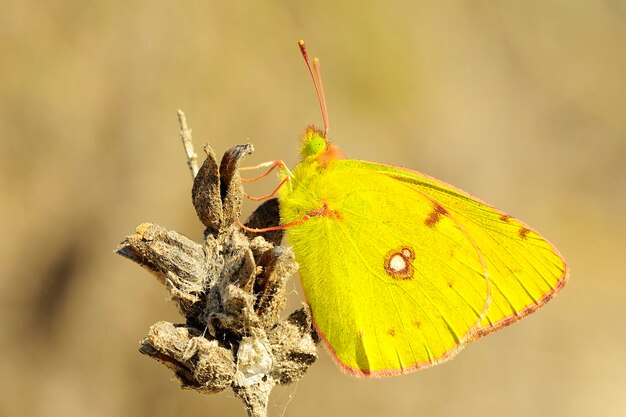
[192,145,223,232]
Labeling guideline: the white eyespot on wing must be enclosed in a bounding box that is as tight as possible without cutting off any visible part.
[389,254,407,272]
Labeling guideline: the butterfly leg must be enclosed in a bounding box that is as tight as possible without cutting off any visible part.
[239,160,295,182]
[239,201,334,233]
[244,177,290,201]
[239,214,312,233]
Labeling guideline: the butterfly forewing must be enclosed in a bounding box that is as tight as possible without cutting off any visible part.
[344,160,569,337]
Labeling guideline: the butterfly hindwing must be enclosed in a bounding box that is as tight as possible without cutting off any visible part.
[281,163,491,376]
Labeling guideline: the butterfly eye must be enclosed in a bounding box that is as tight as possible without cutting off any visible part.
[303,135,327,157]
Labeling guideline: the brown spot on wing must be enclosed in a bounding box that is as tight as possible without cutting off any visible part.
[309,200,342,220]
[387,328,396,337]
[499,214,511,222]
[425,203,448,227]
[414,320,423,329]
[518,227,530,239]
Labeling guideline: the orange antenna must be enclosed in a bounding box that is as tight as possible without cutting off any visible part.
[298,40,329,136]
[313,57,329,136]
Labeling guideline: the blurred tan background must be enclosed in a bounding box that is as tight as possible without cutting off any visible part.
[2,1,625,416]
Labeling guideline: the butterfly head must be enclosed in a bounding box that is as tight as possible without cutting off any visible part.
[301,126,327,157]
[300,125,343,165]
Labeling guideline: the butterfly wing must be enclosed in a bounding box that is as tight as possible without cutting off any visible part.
[340,160,569,338]
[280,163,492,376]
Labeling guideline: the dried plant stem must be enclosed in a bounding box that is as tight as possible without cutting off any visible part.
[177,109,199,178]
[117,111,317,417]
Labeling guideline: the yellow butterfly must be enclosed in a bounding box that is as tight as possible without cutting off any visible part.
[243,41,568,377]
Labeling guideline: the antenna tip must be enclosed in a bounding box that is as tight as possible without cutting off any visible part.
[298,40,307,54]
